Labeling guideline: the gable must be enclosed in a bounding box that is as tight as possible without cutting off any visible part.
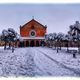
[20,19,47,29]
[20,19,47,37]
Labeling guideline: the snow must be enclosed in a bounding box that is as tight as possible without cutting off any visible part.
[31,47,77,76]
[0,47,80,77]
[0,48,35,77]
[61,47,78,50]
[21,37,45,40]
[37,47,80,75]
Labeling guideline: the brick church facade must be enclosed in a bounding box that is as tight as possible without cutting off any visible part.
[19,19,47,47]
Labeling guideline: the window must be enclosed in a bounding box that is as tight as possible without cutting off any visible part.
[30,30,36,37]
[31,31,35,36]
[31,26,34,29]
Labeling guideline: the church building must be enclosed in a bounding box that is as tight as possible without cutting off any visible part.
[19,19,47,47]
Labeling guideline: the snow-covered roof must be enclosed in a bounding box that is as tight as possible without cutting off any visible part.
[21,37,45,40]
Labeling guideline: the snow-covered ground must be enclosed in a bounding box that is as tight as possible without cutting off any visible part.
[0,47,80,77]
[31,47,80,76]
[0,47,35,77]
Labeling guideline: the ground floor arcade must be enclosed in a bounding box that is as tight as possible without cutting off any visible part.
[18,39,45,47]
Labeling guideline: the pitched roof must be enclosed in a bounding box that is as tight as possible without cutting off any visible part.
[20,19,47,29]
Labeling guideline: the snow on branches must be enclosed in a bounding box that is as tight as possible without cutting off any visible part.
[1,28,22,50]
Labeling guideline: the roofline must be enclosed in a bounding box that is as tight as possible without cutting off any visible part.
[20,19,47,29]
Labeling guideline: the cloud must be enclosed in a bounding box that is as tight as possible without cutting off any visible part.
[0,4,80,34]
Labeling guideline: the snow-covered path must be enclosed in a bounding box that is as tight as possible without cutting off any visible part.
[0,47,80,77]
[29,47,79,76]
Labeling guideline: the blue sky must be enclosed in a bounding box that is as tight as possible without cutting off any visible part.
[0,4,80,34]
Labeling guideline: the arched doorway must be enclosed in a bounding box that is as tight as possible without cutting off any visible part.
[22,41,25,47]
[19,41,24,47]
[26,41,29,47]
[30,40,35,47]
[36,40,39,47]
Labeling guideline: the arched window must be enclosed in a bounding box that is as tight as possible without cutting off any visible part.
[36,41,39,47]
[26,41,29,47]
[30,40,35,47]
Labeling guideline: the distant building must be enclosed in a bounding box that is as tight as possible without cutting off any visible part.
[19,19,47,47]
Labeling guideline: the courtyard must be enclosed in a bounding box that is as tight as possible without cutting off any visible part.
[0,47,80,77]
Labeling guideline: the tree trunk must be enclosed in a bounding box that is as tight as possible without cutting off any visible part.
[4,41,7,50]
[8,42,11,49]
[57,47,59,53]
[15,41,17,48]
[57,41,59,53]
[60,42,61,50]
[78,41,80,54]
[67,41,69,52]
[12,42,14,53]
